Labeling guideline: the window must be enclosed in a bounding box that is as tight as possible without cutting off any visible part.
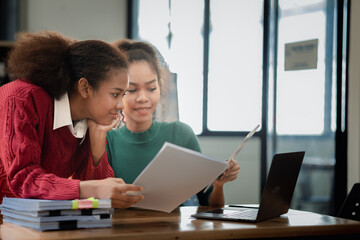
[207,0,263,132]
[135,0,263,134]
[131,0,348,215]
[136,0,205,133]
[276,0,334,135]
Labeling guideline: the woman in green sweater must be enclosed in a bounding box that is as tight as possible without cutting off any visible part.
[106,39,240,206]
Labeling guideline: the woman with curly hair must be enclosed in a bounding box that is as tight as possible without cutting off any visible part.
[0,32,144,207]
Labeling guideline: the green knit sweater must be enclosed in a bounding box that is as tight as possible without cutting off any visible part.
[106,121,211,205]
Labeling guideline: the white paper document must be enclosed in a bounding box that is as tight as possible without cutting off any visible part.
[130,142,228,213]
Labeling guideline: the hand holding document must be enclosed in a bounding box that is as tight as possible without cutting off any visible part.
[130,142,228,213]
[203,124,260,193]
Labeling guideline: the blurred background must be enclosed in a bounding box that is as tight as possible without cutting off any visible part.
[1,0,359,216]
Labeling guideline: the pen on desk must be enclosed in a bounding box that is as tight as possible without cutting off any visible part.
[203,124,260,193]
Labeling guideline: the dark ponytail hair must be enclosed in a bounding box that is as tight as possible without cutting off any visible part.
[7,31,128,99]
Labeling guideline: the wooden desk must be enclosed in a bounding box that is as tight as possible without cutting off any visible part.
[1,206,360,240]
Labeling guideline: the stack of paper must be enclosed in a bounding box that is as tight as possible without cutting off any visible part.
[0,197,113,231]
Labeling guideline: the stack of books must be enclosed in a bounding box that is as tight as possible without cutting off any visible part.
[0,197,113,231]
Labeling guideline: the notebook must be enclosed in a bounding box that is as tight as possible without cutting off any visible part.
[191,151,305,223]
[0,197,113,231]
[1,197,111,211]
[0,207,113,218]
[3,216,112,231]
[0,208,112,222]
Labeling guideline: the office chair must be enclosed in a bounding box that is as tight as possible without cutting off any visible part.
[337,183,360,221]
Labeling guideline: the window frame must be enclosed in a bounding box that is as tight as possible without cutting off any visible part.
[127,0,349,213]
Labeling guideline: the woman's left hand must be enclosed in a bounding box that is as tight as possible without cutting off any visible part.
[88,113,121,165]
[87,113,121,136]
[214,159,240,186]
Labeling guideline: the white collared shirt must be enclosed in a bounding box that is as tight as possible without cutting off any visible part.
[53,93,88,144]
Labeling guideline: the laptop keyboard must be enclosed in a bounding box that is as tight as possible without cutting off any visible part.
[224,209,258,220]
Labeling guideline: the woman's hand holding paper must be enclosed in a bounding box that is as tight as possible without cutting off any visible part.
[80,177,144,209]
[214,160,240,186]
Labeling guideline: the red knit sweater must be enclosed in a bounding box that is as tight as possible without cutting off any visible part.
[0,80,114,202]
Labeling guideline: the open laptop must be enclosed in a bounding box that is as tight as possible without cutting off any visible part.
[191,151,305,223]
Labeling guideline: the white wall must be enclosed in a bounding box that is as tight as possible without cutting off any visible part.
[347,0,360,191]
[19,0,127,42]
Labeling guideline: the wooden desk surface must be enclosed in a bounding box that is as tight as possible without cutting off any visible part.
[1,206,360,240]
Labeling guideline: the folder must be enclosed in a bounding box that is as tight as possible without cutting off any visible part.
[0,197,113,231]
